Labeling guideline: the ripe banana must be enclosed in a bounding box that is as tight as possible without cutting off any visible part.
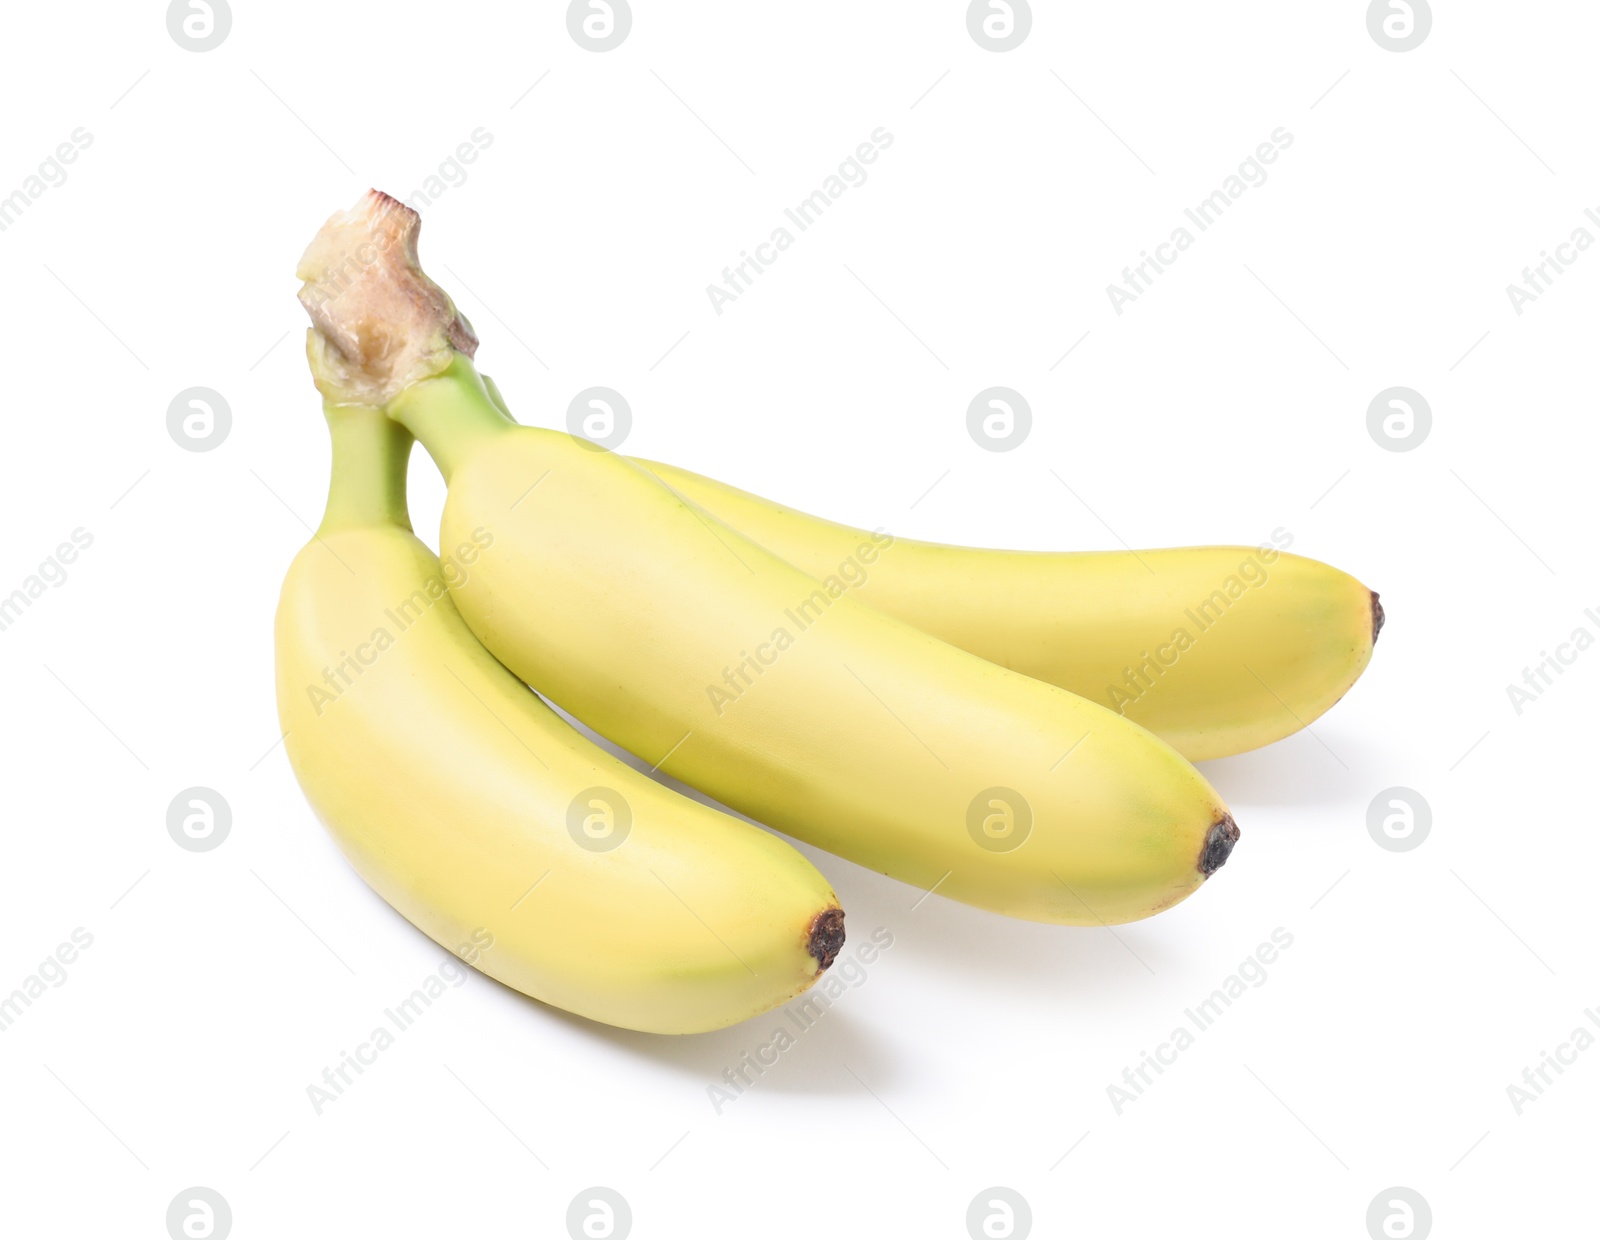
[297,191,1240,927]
[275,402,844,1035]
[628,465,1381,763]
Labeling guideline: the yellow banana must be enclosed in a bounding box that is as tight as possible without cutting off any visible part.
[275,402,844,1035]
[297,191,1240,927]
[629,465,1381,762]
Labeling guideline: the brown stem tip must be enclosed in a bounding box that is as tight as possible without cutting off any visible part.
[1370,591,1386,645]
[1199,814,1240,877]
[807,908,846,971]
[296,189,477,407]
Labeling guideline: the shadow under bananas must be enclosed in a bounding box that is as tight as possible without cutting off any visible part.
[821,847,1189,997]
[1198,723,1383,810]
[514,989,898,1100]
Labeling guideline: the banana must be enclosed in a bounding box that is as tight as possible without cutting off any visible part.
[627,464,1381,763]
[296,192,1240,927]
[275,402,845,1035]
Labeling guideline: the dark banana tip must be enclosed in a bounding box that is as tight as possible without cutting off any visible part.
[1199,814,1241,877]
[1371,591,1385,645]
[807,908,846,970]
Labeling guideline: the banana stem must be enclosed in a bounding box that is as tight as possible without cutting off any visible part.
[317,406,415,535]
[385,352,515,482]
[293,193,516,481]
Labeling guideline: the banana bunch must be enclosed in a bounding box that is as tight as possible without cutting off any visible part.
[276,191,1380,1035]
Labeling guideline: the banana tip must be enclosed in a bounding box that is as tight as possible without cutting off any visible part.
[1371,591,1385,645]
[807,908,845,971]
[1199,814,1240,877]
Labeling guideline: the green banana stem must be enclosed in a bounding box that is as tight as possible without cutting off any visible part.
[317,406,415,536]
[385,353,515,482]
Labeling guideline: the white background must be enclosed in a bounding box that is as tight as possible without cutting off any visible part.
[1,1,1594,1236]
